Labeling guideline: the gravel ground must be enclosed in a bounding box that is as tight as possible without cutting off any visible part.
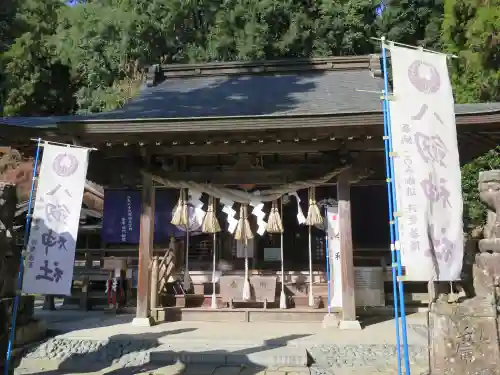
[17,338,429,375]
[15,313,430,374]
[308,344,428,371]
[21,338,156,370]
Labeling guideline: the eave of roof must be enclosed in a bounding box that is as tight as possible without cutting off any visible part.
[1,103,500,135]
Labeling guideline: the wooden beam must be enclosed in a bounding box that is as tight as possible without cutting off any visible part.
[337,170,361,330]
[132,172,155,326]
[149,163,350,185]
[91,127,384,151]
[149,139,383,156]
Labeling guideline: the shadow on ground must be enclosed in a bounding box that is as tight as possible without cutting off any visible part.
[358,310,423,328]
[16,331,310,375]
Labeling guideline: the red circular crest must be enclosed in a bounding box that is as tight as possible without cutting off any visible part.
[52,153,79,177]
[407,60,441,94]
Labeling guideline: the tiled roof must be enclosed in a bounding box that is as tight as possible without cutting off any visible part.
[1,55,500,128]
[89,70,385,120]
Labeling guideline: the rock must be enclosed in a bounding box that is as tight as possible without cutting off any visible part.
[426,170,500,375]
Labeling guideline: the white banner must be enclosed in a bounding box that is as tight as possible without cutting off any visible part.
[23,144,89,295]
[389,45,463,281]
[326,205,343,308]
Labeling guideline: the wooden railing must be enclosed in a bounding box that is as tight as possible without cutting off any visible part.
[150,249,177,309]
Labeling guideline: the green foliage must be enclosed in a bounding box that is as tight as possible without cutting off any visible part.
[203,0,319,61]
[0,0,21,53]
[376,0,444,49]
[442,0,500,103]
[461,147,500,235]
[0,0,497,117]
[52,2,147,112]
[313,0,379,57]
[2,0,76,116]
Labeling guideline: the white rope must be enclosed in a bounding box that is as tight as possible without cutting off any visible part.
[279,199,286,309]
[183,226,191,291]
[242,243,251,301]
[211,232,217,309]
[149,166,350,204]
[308,225,314,307]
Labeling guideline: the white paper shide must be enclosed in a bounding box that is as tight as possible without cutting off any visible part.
[326,205,343,308]
[22,144,89,295]
[389,45,464,281]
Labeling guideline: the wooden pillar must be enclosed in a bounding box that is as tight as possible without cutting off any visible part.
[150,256,159,311]
[337,170,361,330]
[132,172,155,326]
[80,235,92,310]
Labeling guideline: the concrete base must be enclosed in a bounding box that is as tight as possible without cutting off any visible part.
[339,320,362,330]
[321,313,340,328]
[131,316,154,327]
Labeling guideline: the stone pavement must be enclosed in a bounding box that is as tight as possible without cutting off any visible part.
[14,310,430,375]
[15,361,312,375]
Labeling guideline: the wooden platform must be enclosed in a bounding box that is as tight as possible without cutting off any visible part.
[150,305,428,323]
[152,306,338,323]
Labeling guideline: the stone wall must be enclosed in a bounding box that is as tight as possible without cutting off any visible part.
[428,170,500,375]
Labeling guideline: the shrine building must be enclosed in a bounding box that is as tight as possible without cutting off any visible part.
[1,55,500,327]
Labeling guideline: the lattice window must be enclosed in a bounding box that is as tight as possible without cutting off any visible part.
[231,239,236,258]
[231,238,256,259]
[188,237,213,262]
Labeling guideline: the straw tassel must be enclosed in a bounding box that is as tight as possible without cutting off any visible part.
[279,199,287,309]
[306,187,322,307]
[306,187,323,226]
[201,196,221,309]
[171,188,188,226]
[235,204,253,301]
[202,196,221,233]
[234,204,253,242]
[266,200,283,233]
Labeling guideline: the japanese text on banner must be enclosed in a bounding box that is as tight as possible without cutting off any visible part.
[389,45,463,281]
[326,205,343,308]
[22,144,89,295]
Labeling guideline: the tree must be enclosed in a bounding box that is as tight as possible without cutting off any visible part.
[0,0,20,53]
[52,1,146,113]
[2,0,76,116]
[442,0,500,103]
[0,0,21,114]
[375,0,444,49]
[314,0,379,57]
[461,147,500,236]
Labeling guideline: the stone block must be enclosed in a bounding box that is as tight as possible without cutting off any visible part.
[339,320,362,330]
[429,302,500,375]
[131,316,154,327]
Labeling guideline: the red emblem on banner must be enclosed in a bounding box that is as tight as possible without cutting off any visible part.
[332,215,337,220]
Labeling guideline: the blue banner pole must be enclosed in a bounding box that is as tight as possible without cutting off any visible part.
[324,206,331,314]
[4,138,42,375]
[380,37,411,375]
[381,89,402,374]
